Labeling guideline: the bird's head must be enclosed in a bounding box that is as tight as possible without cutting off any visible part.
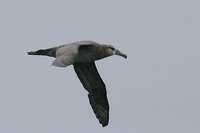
[104,45,127,59]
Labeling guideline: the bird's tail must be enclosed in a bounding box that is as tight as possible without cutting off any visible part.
[27,48,56,57]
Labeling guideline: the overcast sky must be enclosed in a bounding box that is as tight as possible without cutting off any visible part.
[0,0,200,133]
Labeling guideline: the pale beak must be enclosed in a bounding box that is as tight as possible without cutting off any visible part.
[115,50,127,59]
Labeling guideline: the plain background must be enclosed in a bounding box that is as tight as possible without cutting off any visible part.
[0,0,200,133]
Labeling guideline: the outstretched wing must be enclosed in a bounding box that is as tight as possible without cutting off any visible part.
[73,62,109,127]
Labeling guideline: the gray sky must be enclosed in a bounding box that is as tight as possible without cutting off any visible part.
[0,0,200,133]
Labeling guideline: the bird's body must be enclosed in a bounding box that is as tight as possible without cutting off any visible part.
[28,40,127,127]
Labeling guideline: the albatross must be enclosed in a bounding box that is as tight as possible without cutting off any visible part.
[27,40,127,127]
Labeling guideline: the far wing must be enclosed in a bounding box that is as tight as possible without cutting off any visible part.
[73,62,109,127]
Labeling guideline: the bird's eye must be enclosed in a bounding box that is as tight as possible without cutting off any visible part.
[110,47,115,51]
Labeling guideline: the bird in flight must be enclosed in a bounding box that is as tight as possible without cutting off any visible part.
[27,40,127,127]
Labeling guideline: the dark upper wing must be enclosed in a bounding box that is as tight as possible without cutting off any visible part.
[73,62,109,127]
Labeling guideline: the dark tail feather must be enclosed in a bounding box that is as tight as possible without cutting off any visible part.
[27,51,37,55]
[27,48,56,57]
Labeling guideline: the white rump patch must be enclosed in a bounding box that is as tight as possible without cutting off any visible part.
[51,54,75,67]
[51,58,67,67]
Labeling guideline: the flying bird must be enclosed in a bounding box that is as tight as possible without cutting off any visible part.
[27,40,127,127]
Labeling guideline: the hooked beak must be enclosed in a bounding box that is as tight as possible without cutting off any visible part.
[115,50,127,59]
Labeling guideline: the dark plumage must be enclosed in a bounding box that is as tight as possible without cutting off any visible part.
[27,40,127,127]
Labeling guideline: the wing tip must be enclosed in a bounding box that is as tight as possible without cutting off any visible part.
[88,94,109,127]
[101,120,109,127]
[99,113,109,127]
